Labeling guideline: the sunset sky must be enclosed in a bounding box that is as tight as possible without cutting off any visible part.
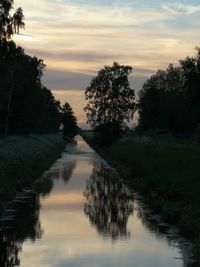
[14,0,200,126]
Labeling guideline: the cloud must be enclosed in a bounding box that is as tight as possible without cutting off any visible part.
[43,69,93,90]
[26,49,115,63]
[161,4,179,15]
[16,0,173,27]
[12,0,200,127]
[161,3,200,15]
[14,0,200,93]
[43,68,148,93]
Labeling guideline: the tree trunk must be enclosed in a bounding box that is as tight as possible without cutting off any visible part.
[5,70,14,137]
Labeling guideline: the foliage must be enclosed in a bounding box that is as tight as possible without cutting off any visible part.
[195,123,200,143]
[0,0,25,41]
[0,134,66,211]
[0,44,62,135]
[0,1,78,137]
[61,102,78,139]
[137,47,200,134]
[84,62,135,146]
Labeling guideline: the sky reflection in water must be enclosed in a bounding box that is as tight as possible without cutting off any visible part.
[0,137,185,267]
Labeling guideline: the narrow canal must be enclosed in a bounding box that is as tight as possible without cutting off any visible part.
[0,136,189,267]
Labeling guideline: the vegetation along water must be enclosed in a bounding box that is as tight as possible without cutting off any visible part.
[1,0,200,266]
[82,131,200,266]
[0,134,66,213]
[0,136,192,267]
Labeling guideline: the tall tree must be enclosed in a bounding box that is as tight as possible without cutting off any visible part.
[137,47,200,135]
[84,62,135,145]
[61,102,78,139]
[0,0,25,135]
[0,1,62,136]
[0,0,25,41]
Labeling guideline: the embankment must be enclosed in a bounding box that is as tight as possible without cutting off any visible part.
[82,133,200,266]
[0,134,66,212]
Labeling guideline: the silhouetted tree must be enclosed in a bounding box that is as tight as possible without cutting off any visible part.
[0,0,25,41]
[84,62,135,146]
[61,102,78,139]
[0,47,62,135]
[179,48,200,132]
[137,47,200,135]
[0,0,25,135]
[0,1,62,135]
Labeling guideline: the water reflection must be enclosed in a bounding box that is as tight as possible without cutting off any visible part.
[84,163,134,240]
[84,162,191,266]
[61,161,76,183]
[0,155,77,267]
[135,201,191,267]
[0,137,189,267]
[0,194,41,266]
[0,176,53,267]
[46,160,76,183]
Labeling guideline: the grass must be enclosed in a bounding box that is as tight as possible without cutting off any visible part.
[105,138,200,202]
[0,134,66,212]
[82,132,200,266]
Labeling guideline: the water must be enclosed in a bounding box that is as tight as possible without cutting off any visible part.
[0,136,189,267]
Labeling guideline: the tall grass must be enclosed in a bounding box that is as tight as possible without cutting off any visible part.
[106,138,200,202]
[0,134,66,212]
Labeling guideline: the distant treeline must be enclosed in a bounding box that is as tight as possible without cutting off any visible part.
[137,47,200,135]
[0,0,78,137]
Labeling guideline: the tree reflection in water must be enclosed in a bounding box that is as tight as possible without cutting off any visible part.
[45,161,76,184]
[84,163,134,240]
[61,161,76,183]
[0,157,76,267]
[0,177,53,267]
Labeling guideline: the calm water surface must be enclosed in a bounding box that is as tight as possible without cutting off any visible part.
[0,136,188,267]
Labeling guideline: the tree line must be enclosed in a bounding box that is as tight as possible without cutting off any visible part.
[1,1,199,142]
[0,0,78,138]
[84,49,200,145]
[137,48,200,135]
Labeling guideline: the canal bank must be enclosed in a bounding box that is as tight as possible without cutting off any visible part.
[81,133,199,266]
[0,136,191,267]
[0,134,66,213]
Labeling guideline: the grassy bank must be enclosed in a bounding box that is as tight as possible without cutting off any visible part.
[0,134,66,212]
[82,132,200,266]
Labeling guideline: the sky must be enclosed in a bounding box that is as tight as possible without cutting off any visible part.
[14,0,200,126]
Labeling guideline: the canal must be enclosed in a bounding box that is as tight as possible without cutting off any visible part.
[0,136,189,267]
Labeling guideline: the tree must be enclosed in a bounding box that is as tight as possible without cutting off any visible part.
[61,102,78,139]
[0,48,62,135]
[137,47,200,135]
[0,1,62,136]
[0,0,25,41]
[0,0,25,135]
[137,65,185,132]
[84,62,135,146]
